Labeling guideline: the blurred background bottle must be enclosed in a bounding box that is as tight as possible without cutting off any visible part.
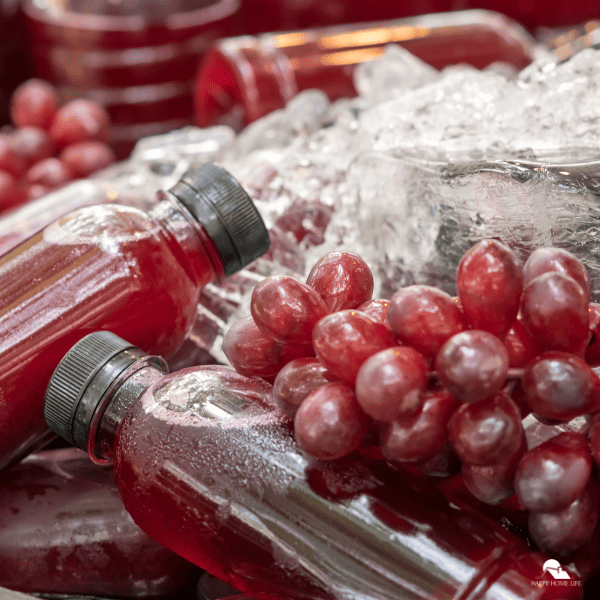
[194,10,535,130]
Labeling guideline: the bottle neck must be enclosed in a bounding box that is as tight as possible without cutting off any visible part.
[89,357,167,465]
[150,192,225,288]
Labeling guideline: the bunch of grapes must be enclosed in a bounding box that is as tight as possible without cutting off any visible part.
[223,240,600,559]
[0,79,116,212]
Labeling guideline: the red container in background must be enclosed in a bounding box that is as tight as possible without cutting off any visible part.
[194,9,535,130]
[21,0,240,158]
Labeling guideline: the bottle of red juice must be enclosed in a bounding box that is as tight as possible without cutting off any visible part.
[0,163,269,471]
[44,331,582,600]
[195,10,535,129]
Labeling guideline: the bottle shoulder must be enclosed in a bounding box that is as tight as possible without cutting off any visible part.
[43,203,162,248]
[129,366,277,423]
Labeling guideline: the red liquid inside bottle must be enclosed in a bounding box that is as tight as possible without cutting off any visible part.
[0,447,200,597]
[44,331,583,600]
[0,163,269,471]
[194,9,535,130]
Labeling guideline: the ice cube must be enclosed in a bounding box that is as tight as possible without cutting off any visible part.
[223,90,330,163]
[353,43,439,106]
[360,47,600,160]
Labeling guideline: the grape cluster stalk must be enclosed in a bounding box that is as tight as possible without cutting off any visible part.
[223,240,600,560]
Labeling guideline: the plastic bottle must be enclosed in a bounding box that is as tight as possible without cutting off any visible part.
[0,447,200,597]
[44,331,583,600]
[0,162,269,471]
[194,9,535,129]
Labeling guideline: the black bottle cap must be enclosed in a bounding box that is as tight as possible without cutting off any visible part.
[168,163,270,277]
[44,332,165,451]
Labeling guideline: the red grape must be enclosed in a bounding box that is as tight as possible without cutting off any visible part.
[251,276,328,345]
[585,302,600,367]
[59,141,116,178]
[528,481,598,557]
[10,79,59,130]
[521,272,589,355]
[223,316,311,378]
[447,391,524,465]
[49,99,111,149]
[456,239,523,339]
[26,184,52,201]
[434,330,509,403]
[380,389,456,463]
[294,382,371,460]
[387,285,466,358]
[312,310,398,384]
[25,158,72,190]
[461,439,525,505]
[10,127,54,167]
[416,443,460,478]
[503,319,540,368]
[355,346,428,422]
[521,351,600,421]
[357,299,390,329]
[514,432,592,512]
[524,247,591,303]
[273,358,334,418]
[306,251,374,311]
